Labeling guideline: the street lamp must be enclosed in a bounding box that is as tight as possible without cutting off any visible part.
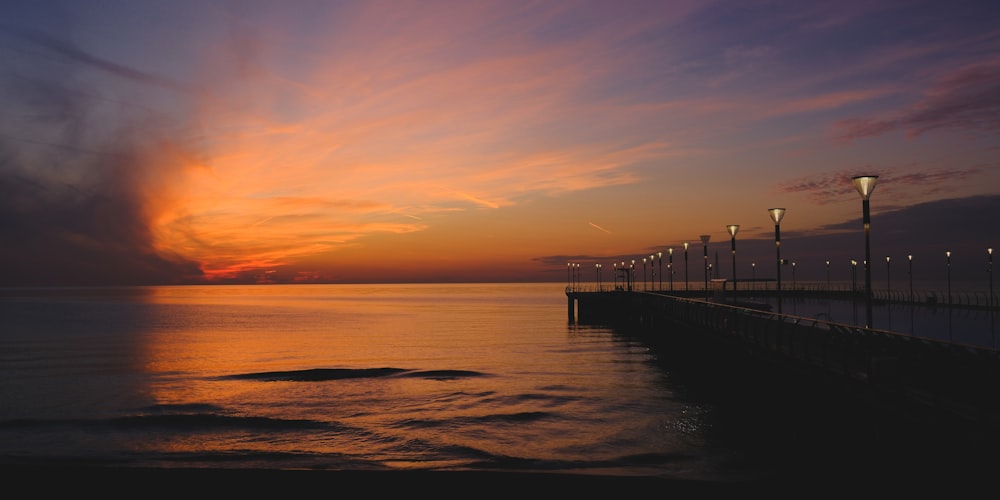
[852,174,879,328]
[768,208,786,313]
[752,262,756,291]
[657,252,663,291]
[946,251,952,305]
[668,248,674,291]
[567,262,571,290]
[642,257,646,292]
[792,261,797,289]
[886,256,891,299]
[726,224,740,293]
[700,235,711,298]
[596,263,602,291]
[990,248,995,348]
[908,254,913,303]
[851,259,858,292]
[989,247,994,309]
[826,260,831,292]
[650,254,656,291]
[684,242,690,292]
[631,260,636,292]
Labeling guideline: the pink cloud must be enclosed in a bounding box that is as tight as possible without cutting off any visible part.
[775,165,987,206]
[834,58,1000,141]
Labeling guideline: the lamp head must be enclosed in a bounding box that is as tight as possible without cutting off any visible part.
[767,207,786,225]
[726,224,740,238]
[851,175,879,200]
[700,235,710,244]
[683,242,689,250]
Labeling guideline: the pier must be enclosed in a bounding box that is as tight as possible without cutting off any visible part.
[566,284,1000,438]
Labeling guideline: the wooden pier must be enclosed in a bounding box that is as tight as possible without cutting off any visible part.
[566,288,1000,438]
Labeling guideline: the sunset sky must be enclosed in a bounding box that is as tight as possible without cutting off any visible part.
[1,0,998,286]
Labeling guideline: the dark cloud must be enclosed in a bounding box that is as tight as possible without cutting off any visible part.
[15,28,194,94]
[0,30,203,286]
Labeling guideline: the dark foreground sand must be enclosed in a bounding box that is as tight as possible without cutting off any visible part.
[2,461,992,496]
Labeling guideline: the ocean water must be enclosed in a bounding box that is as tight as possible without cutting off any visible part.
[0,283,990,483]
[0,283,733,480]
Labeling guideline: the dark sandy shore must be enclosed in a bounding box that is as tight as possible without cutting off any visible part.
[3,466,732,495]
[2,461,992,496]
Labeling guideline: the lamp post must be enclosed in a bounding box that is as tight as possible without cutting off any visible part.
[826,260,831,292]
[768,208,786,313]
[700,235,711,298]
[630,260,636,292]
[946,251,952,305]
[668,248,674,291]
[989,248,994,309]
[650,254,656,291]
[888,256,896,329]
[618,260,632,291]
[908,255,913,303]
[726,224,740,293]
[567,262,571,290]
[989,247,995,348]
[643,257,648,291]
[852,174,879,328]
[596,263,602,291]
[684,242,689,292]
[792,261,796,289]
[946,251,953,341]
[657,252,663,291]
[886,255,891,299]
[851,259,858,292]
[752,262,756,292]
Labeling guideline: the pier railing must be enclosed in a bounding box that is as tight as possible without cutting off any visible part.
[566,282,1000,309]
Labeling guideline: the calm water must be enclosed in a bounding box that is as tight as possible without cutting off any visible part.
[0,283,986,483]
[0,283,731,480]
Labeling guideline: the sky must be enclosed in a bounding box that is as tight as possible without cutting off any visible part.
[0,0,998,287]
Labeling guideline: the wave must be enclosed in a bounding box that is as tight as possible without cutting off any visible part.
[0,413,336,432]
[222,367,489,382]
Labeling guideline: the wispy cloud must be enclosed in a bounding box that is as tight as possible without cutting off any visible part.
[835,59,1000,141]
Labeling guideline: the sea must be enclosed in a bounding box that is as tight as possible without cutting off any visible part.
[1,282,996,486]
